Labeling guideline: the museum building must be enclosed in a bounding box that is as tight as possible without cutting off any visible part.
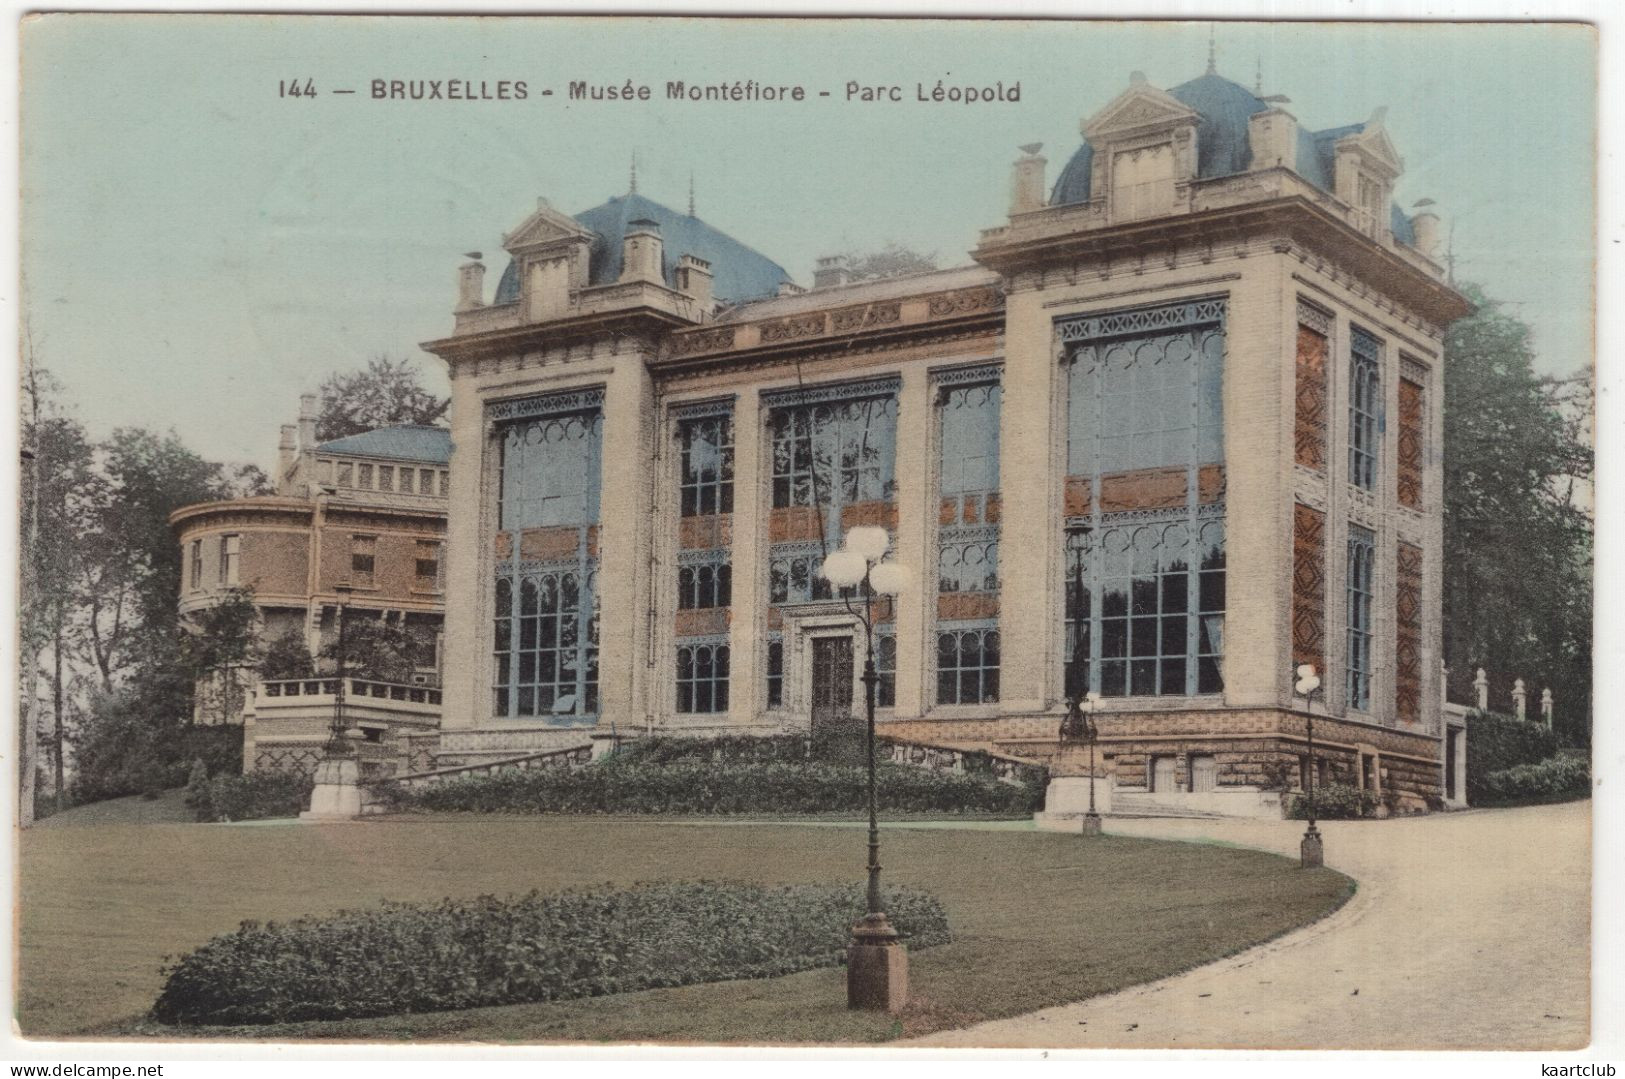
[422,65,1473,812]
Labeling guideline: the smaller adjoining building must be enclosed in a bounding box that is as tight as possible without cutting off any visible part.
[169,394,452,777]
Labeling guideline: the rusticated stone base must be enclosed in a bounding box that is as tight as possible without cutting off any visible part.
[1300,826,1325,868]
[847,915,909,1013]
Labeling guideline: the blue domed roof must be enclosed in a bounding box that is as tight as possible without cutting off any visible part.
[1049,71,1413,241]
[494,192,792,307]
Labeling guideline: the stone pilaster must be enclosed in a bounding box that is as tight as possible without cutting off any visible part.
[597,349,657,725]
[728,391,764,724]
[891,365,931,718]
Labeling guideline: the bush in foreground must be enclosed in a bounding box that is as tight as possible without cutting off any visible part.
[377,758,1043,816]
[190,771,313,823]
[151,880,950,1026]
[1465,710,1557,804]
[1476,755,1590,806]
[1285,783,1376,820]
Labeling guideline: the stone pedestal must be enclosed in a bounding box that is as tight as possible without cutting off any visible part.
[300,754,362,820]
[1081,812,1104,837]
[1299,825,1324,868]
[846,914,909,1013]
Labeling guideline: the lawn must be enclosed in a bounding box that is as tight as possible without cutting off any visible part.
[19,815,1352,1043]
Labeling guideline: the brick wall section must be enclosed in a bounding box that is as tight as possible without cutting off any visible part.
[320,527,443,601]
[882,706,1443,806]
[1398,377,1425,509]
[1064,465,1226,516]
[1395,541,1423,726]
[1295,323,1329,471]
[679,514,732,550]
[1292,503,1326,671]
[240,531,310,595]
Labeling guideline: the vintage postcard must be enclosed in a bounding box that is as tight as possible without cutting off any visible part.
[10,10,1605,1064]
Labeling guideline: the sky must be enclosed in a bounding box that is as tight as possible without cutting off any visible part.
[20,15,1596,470]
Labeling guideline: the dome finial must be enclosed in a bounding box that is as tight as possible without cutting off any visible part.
[688,170,695,216]
[1207,25,1217,74]
[1255,55,1263,95]
[629,150,638,195]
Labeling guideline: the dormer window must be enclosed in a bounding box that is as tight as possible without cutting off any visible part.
[1111,142,1176,221]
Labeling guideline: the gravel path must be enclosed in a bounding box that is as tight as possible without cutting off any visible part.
[913,801,1590,1050]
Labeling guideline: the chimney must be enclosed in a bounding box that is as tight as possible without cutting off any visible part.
[298,393,318,454]
[1247,108,1299,174]
[1410,210,1441,258]
[277,424,297,492]
[619,218,664,284]
[456,258,486,312]
[675,254,714,313]
[812,254,852,289]
[1009,143,1047,215]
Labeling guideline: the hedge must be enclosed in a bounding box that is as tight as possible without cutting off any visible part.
[1285,783,1376,820]
[1476,755,1590,806]
[1466,710,1557,805]
[151,880,950,1026]
[377,758,1043,816]
[189,771,313,823]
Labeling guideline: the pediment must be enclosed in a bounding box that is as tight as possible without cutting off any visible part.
[1083,84,1200,139]
[1337,116,1404,176]
[503,199,595,253]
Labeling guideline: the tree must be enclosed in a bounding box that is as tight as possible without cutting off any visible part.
[260,629,316,681]
[180,588,263,725]
[319,615,424,684]
[315,356,448,441]
[1442,283,1593,744]
[841,243,939,282]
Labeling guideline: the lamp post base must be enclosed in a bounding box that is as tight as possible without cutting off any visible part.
[1300,824,1324,868]
[1082,812,1104,837]
[847,913,909,1013]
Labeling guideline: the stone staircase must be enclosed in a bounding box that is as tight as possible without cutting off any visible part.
[1108,791,1234,820]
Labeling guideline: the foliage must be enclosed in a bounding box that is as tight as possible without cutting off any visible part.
[1465,710,1558,804]
[841,242,940,282]
[1443,284,1593,745]
[377,758,1044,817]
[315,355,449,442]
[72,687,241,804]
[150,880,950,1026]
[190,771,314,823]
[1475,755,1590,806]
[260,629,317,681]
[1257,759,1297,793]
[1285,783,1376,820]
[318,615,427,683]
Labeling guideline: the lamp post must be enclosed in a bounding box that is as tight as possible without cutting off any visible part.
[328,584,354,754]
[1057,523,1103,835]
[1295,663,1324,868]
[819,524,911,1013]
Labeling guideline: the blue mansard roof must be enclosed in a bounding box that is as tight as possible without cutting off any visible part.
[1049,71,1413,242]
[493,192,793,308]
[316,425,452,465]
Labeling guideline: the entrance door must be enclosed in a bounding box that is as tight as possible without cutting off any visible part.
[1190,755,1218,793]
[1151,755,1178,793]
[810,636,854,728]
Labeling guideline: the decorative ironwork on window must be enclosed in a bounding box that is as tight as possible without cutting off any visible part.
[938,535,999,593]
[492,401,603,723]
[875,632,897,708]
[676,638,730,714]
[1057,297,1226,345]
[1066,519,1225,698]
[486,387,606,423]
[936,624,1000,705]
[1346,524,1376,711]
[678,559,731,610]
[1061,298,1227,699]
[769,396,897,510]
[765,637,784,708]
[768,546,834,604]
[678,414,734,517]
[1349,327,1382,491]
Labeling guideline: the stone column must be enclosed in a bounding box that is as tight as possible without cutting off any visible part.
[996,286,1060,713]
[1541,687,1554,727]
[1474,667,1489,711]
[597,350,657,725]
[891,366,931,718]
[728,392,764,725]
[1512,678,1527,720]
[438,367,489,733]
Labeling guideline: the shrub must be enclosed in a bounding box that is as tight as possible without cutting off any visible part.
[1466,710,1557,804]
[151,880,950,1026]
[1476,755,1590,806]
[378,758,1043,817]
[1285,782,1376,820]
[191,771,313,823]
[611,733,809,766]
